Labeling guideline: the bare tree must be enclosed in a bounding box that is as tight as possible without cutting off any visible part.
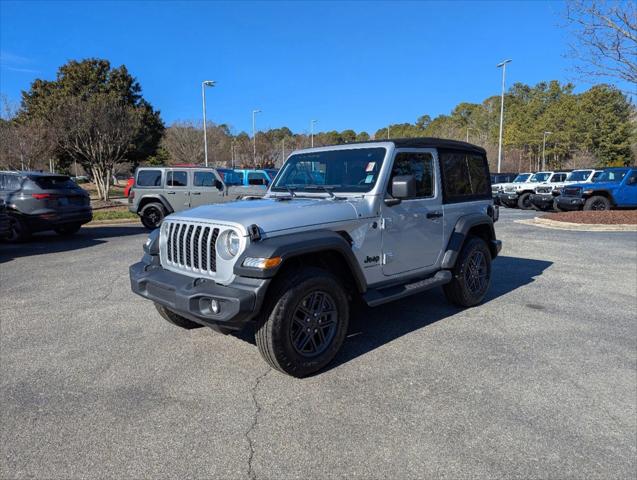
[161,121,204,165]
[0,119,57,171]
[54,95,141,200]
[565,0,637,87]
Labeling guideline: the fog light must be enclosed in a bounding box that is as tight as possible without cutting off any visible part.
[210,299,220,314]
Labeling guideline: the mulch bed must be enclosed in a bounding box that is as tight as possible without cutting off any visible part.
[542,210,637,225]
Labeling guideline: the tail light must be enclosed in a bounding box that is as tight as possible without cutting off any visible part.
[32,193,56,200]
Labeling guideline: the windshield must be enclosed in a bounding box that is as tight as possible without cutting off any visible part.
[513,173,531,183]
[530,173,551,182]
[566,170,592,182]
[272,147,386,193]
[595,169,628,183]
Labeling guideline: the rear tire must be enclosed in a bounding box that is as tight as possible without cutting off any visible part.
[7,215,30,242]
[443,236,492,307]
[54,223,82,236]
[255,267,350,378]
[140,202,166,229]
[583,195,611,211]
[154,303,203,329]
[517,192,533,210]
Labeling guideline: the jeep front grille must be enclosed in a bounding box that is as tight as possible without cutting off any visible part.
[504,186,516,192]
[164,221,219,273]
[563,187,581,197]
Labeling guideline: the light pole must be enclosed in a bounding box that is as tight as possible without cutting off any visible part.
[466,127,475,142]
[387,127,390,139]
[496,59,511,173]
[281,138,285,164]
[542,131,552,171]
[311,119,317,147]
[252,109,261,166]
[201,80,216,167]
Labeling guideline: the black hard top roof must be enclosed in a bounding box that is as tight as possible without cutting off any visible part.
[324,137,487,155]
[1,170,69,177]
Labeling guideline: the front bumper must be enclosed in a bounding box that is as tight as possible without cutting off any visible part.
[129,261,270,332]
[556,196,585,211]
[529,193,554,210]
[499,193,519,207]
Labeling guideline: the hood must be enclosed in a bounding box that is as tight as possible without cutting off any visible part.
[170,197,360,235]
[567,181,619,190]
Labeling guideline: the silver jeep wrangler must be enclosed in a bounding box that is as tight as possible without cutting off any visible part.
[130,139,501,377]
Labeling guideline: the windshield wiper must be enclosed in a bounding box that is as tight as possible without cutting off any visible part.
[304,185,339,198]
[284,185,297,197]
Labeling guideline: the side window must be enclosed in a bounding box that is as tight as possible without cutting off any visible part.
[136,170,162,187]
[626,171,637,186]
[194,171,216,187]
[439,150,490,203]
[552,174,566,182]
[0,174,5,190]
[167,171,188,187]
[248,172,268,186]
[389,152,434,198]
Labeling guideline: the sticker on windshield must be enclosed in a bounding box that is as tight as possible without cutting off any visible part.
[365,162,376,172]
[365,174,374,183]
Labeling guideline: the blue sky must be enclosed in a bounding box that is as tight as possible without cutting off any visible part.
[0,1,627,134]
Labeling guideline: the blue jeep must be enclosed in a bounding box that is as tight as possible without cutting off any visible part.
[556,167,637,211]
[232,169,278,189]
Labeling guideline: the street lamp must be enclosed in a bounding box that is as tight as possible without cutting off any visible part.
[387,127,390,139]
[466,127,475,143]
[496,59,511,173]
[542,131,552,171]
[201,80,216,167]
[311,119,317,147]
[252,109,261,166]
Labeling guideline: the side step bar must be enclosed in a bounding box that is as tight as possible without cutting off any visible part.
[363,270,452,307]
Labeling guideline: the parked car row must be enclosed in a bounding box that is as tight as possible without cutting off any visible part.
[128,167,278,229]
[0,171,93,241]
[492,167,637,212]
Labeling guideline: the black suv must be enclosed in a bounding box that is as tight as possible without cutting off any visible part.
[0,171,92,241]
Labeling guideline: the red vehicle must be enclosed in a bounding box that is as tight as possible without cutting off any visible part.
[124,177,134,197]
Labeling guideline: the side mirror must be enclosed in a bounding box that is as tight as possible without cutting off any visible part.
[628,176,637,185]
[385,175,416,206]
[215,179,224,190]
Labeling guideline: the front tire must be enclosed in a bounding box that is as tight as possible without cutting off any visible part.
[584,195,611,211]
[517,192,533,210]
[553,198,565,212]
[255,267,350,378]
[154,303,203,329]
[140,202,166,229]
[443,236,492,307]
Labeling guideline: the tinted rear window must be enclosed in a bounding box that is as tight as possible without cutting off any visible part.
[439,150,491,203]
[30,176,76,190]
[137,170,162,187]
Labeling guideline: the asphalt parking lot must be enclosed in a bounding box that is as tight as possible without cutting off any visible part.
[1,208,636,479]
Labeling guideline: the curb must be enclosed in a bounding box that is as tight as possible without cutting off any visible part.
[516,217,637,232]
[85,219,140,227]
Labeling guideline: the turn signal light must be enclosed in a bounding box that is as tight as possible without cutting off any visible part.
[243,256,282,269]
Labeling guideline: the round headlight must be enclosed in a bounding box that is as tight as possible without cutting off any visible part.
[219,229,241,258]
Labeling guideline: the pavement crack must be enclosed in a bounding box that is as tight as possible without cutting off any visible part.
[97,272,127,302]
[246,367,271,480]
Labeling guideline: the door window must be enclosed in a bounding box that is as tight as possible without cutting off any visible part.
[194,171,218,187]
[248,171,268,186]
[626,171,637,186]
[551,173,567,182]
[167,171,188,187]
[389,152,434,198]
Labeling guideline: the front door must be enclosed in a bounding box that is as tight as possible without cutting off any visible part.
[380,149,444,276]
[165,170,190,211]
[617,171,637,206]
[190,170,226,206]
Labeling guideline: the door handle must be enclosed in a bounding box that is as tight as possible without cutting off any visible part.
[166,192,176,195]
[191,192,201,195]
[426,211,443,219]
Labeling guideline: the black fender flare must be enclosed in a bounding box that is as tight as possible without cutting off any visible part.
[234,229,367,293]
[137,195,174,214]
[584,190,615,205]
[441,213,498,269]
